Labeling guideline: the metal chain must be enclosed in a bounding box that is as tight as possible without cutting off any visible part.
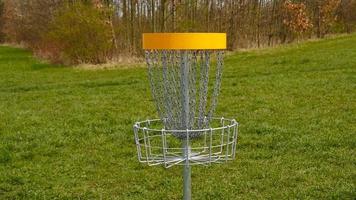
[145,50,224,138]
[162,50,174,129]
[197,51,210,129]
[146,50,164,120]
[189,51,198,129]
[207,51,224,123]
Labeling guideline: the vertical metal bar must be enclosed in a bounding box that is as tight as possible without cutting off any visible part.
[161,129,167,168]
[183,129,191,200]
[225,125,231,162]
[142,127,149,162]
[203,129,207,152]
[133,124,142,161]
[146,129,152,159]
[181,51,191,200]
[163,118,168,153]
[220,117,225,153]
[232,121,238,159]
[202,116,208,152]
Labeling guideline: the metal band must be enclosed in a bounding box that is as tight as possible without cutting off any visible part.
[142,33,227,50]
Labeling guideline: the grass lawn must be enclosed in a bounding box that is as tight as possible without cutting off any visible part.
[0,35,355,199]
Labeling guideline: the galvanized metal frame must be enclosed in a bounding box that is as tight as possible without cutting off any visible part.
[133,117,239,168]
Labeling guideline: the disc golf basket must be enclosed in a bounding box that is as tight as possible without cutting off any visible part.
[133,33,239,200]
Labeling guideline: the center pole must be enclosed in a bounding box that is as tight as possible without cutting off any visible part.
[183,142,191,200]
[181,51,191,200]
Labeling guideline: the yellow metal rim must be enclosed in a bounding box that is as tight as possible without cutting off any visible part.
[142,33,226,50]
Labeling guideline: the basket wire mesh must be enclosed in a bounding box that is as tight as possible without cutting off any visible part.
[134,117,238,168]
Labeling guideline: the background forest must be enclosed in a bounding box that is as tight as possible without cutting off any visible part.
[0,0,356,64]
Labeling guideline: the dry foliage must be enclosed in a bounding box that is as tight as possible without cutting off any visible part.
[283,1,313,35]
[0,0,355,64]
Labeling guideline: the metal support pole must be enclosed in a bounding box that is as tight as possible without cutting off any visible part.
[183,140,191,200]
[181,51,191,200]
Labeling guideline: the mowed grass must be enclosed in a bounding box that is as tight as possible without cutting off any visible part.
[0,35,355,199]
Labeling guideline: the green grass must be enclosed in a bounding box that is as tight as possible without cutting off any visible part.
[0,35,355,199]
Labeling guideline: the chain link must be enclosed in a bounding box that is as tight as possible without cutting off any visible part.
[145,50,224,138]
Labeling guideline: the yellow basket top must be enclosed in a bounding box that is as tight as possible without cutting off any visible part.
[142,33,226,50]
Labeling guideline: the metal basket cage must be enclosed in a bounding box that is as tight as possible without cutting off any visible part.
[134,117,238,168]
